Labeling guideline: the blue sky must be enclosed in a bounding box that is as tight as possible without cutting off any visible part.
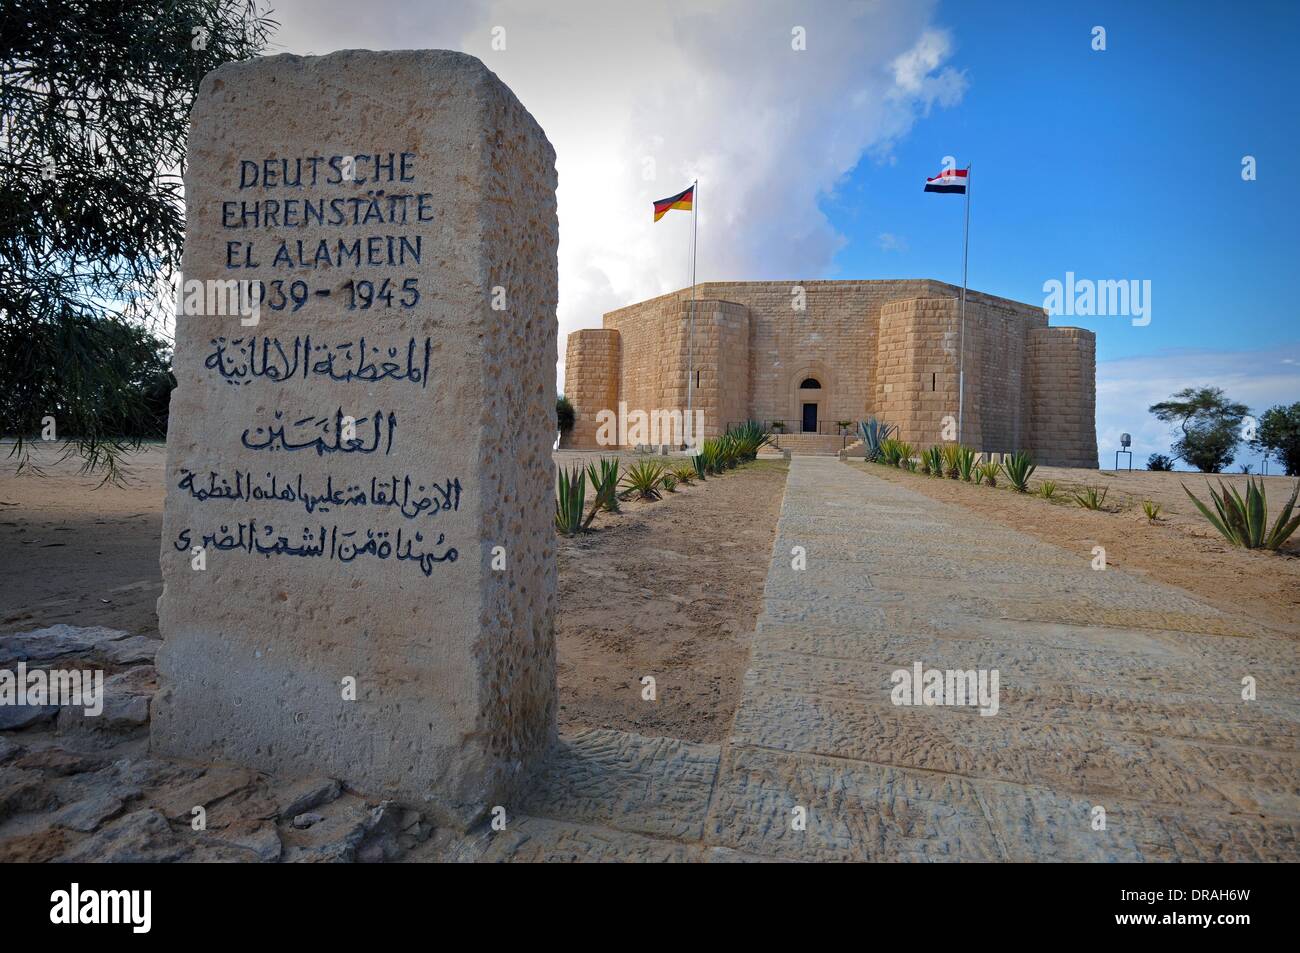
[271,0,1297,469]
[823,0,1299,469]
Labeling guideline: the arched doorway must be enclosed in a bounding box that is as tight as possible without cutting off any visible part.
[787,366,830,434]
[799,378,821,432]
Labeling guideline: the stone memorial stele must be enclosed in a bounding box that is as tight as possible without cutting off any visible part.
[152,50,558,828]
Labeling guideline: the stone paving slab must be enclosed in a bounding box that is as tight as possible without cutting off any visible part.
[708,458,1300,861]
[514,728,719,840]
[489,457,1298,861]
[476,816,706,863]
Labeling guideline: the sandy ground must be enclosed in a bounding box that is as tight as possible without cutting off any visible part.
[857,460,1300,639]
[0,443,167,636]
[554,453,786,742]
[0,444,786,743]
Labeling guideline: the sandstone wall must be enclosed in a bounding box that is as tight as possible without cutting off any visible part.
[561,329,619,448]
[687,300,750,436]
[875,297,968,448]
[1027,326,1099,467]
[570,279,1096,465]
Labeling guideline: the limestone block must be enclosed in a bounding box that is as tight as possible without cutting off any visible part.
[152,50,558,827]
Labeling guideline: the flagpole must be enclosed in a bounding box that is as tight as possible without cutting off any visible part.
[957,164,970,446]
[686,178,698,447]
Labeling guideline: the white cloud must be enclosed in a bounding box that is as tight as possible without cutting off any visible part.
[889,28,967,113]
[266,0,968,386]
[1096,344,1300,470]
[878,232,909,253]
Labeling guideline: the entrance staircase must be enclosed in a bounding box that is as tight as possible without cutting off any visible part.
[769,432,857,456]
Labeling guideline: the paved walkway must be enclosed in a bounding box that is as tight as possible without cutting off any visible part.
[470,458,1298,861]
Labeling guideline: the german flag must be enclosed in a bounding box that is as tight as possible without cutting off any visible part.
[653,184,694,222]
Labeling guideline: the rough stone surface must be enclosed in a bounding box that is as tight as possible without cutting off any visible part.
[275,776,341,820]
[0,705,58,731]
[0,625,132,665]
[58,808,191,863]
[93,634,159,665]
[51,793,125,833]
[150,49,559,827]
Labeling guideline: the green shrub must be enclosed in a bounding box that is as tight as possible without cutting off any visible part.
[555,465,586,535]
[877,437,905,466]
[1182,479,1300,550]
[956,447,977,482]
[622,459,666,500]
[556,394,575,435]
[585,457,620,523]
[699,438,726,474]
[725,420,772,460]
[1004,451,1037,492]
[1074,485,1108,510]
[941,444,962,479]
[670,463,696,485]
[719,434,741,469]
[859,417,897,462]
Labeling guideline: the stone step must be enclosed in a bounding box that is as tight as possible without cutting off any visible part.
[769,432,852,455]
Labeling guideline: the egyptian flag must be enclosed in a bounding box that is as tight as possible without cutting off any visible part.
[924,167,968,194]
[653,184,694,222]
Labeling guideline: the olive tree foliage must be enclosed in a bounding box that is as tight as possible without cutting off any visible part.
[0,1,276,481]
[1252,402,1300,476]
[1148,386,1249,474]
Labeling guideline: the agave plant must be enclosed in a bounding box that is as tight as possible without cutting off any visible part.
[859,417,897,462]
[555,464,586,535]
[661,474,678,492]
[719,433,741,469]
[978,461,1001,487]
[956,447,977,482]
[691,450,709,481]
[622,459,666,500]
[699,437,724,474]
[585,457,620,526]
[1142,499,1162,523]
[1182,479,1300,550]
[941,444,962,479]
[876,437,902,466]
[894,442,915,468]
[725,420,772,461]
[670,463,696,485]
[1003,450,1036,492]
[1073,485,1108,510]
[924,446,944,478]
[1037,480,1058,500]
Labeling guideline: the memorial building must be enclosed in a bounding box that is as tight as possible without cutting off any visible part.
[562,279,1098,467]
